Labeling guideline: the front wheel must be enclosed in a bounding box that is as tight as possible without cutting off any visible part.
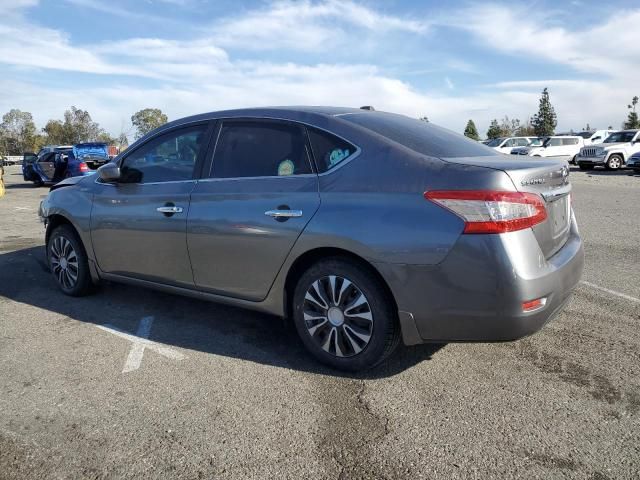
[606,155,623,170]
[47,225,92,296]
[292,257,400,371]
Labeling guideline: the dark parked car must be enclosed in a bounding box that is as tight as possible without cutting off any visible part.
[38,107,584,370]
[627,151,640,174]
[23,145,94,186]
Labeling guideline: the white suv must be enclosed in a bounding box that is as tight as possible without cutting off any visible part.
[486,137,535,154]
[576,130,640,170]
[528,136,585,163]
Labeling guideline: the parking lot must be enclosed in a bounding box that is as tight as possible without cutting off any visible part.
[1,164,639,479]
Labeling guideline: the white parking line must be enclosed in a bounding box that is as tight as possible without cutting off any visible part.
[96,316,186,373]
[580,281,640,304]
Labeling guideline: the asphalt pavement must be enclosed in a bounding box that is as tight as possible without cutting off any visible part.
[1,165,639,479]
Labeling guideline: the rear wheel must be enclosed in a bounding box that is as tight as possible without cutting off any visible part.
[292,257,400,371]
[606,154,623,170]
[47,225,92,296]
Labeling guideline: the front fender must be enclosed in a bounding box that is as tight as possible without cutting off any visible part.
[604,150,627,162]
[41,182,95,262]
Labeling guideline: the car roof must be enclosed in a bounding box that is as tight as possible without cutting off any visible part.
[169,106,365,126]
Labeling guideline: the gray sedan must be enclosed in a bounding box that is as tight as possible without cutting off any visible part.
[39,107,584,371]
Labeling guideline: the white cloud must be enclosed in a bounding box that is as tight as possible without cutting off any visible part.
[445,77,454,90]
[212,0,428,51]
[450,3,640,76]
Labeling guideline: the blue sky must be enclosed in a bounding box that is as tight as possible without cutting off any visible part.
[1,0,639,139]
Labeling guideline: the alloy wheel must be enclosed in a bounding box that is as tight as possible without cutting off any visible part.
[302,275,374,357]
[50,236,79,290]
[609,157,621,169]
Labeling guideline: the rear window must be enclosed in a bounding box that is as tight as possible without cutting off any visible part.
[342,112,495,158]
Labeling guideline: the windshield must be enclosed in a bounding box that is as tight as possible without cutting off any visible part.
[603,131,636,143]
[486,138,504,147]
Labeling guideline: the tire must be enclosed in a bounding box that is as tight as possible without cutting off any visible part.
[579,164,594,170]
[292,257,400,371]
[570,155,577,165]
[606,154,623,170]
[33,177,43,187]
[47,225,92,297]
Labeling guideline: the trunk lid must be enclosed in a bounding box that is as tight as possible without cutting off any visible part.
[442,156,572,258]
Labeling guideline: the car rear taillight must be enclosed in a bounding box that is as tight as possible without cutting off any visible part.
[79,162,89,172]
[424,190,547,234]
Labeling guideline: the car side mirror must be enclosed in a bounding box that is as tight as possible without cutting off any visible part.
[97,162,121,182]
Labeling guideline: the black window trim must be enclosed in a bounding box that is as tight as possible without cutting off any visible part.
[197,116,362,181]
[204,117,316,181]
[99,120,215,186]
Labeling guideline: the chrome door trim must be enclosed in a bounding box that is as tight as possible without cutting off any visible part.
[264,209,303,218]
[157,206,184,214]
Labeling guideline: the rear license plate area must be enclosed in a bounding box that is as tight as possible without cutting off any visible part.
[549,195,570,238]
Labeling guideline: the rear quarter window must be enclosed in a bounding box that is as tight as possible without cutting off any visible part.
[343,112,495,158]
[307,127,357,173]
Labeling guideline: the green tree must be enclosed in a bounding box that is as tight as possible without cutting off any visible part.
[42,119,67,145]
[486,119,502,139]
[531,88,557,136]
[0,109,37,155]
[499,116,521,137]
[463,119,480,140]
[624,96,639,129]
[42,107,109,145]
[131,108,168,139]
[516,117,536,136]
[63,106,103,143]
[96,131,115,144]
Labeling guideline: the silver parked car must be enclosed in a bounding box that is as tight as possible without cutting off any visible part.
[39,107,584,371]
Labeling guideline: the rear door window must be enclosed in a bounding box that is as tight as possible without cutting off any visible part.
[562,138,579,145]
[307,127,357,173]
[211,120,312,178]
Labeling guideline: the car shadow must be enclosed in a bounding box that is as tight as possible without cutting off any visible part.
[4,183,41,189]
[0,246,445,379]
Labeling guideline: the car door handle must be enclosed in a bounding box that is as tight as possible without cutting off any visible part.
[157,206,183,214]
[264,209,303,218]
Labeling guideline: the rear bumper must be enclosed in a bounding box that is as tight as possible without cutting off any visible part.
[376,215,584,344]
